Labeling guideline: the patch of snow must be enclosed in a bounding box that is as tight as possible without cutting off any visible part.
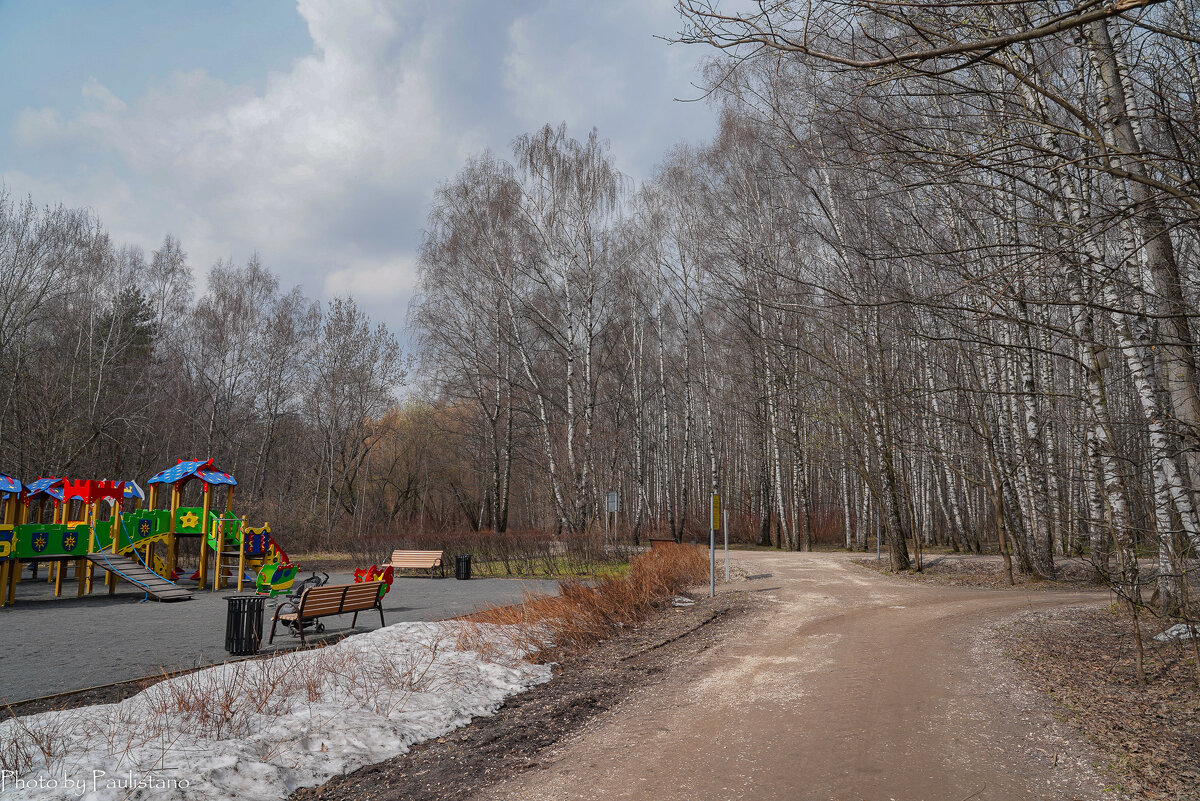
[0,622,550,800]
[1153,622,1200,643]
[670,596,695,607]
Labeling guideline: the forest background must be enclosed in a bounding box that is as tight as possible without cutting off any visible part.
[2,1,1198,621]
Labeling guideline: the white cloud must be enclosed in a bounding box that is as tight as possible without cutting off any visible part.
[11,1,459,294]
[323,255,420,301]
[499,1,711,177]
[4,0,715,339]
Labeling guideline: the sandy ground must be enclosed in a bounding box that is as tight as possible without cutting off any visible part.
[0,568,558,704]
[474,550,1112,801]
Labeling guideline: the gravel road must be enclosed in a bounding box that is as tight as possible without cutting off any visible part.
[475,550,1111,801]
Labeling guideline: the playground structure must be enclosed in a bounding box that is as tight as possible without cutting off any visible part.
[0,459,293,606]
[353,564,395,597]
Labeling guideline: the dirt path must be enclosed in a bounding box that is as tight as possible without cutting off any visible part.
[475,551,1111,801]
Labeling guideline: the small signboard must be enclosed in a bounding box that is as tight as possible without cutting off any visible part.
[606,491,620,513]
[711,493,720,531]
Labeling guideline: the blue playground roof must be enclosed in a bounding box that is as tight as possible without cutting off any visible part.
[24,477,62,500]
[147,459,237,486]
[123,481,145,500]
[0,473,21,496]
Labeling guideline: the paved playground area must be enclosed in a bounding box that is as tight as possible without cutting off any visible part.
[0,570,559,703]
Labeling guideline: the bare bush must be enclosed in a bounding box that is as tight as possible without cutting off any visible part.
[456,545,708,660]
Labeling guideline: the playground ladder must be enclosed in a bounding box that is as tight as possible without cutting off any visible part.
[85,553,194,602]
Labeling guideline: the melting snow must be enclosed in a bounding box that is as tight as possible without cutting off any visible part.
[1153,623,1200,644]
[0,622,550,800]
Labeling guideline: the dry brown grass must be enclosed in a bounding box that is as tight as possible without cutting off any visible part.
[456,544,708,661]
[0,707,72,776]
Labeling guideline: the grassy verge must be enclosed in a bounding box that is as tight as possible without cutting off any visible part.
[464,556,632,579]
[287,551,633,580]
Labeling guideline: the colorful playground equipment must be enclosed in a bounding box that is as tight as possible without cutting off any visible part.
[0,473,23,605]
[0,476,192,604]
[0,459,293,606]
[144,458,289,592]
[255,561,300,596]
[353,564,395,597]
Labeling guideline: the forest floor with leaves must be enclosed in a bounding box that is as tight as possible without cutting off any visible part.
[855,551,1199,799]
[853,551,1100,589]
[998,606,1200,801]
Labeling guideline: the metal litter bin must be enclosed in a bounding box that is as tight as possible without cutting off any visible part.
[225,595,266,655]
[455,554,473,581]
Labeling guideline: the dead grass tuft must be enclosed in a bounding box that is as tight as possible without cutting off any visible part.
[0,706,73,775]
[457,544,708,661]
[1,628,457,780]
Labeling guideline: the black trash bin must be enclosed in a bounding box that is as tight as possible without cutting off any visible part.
[455,554,473,581]
[225,595,267,655]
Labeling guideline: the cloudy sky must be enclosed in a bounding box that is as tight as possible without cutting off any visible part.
[0,0,717,335]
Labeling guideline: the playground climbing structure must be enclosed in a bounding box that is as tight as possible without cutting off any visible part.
[0,459,291,605]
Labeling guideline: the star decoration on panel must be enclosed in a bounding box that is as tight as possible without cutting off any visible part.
[179,511,200,529]
[62,532,77,551]
[32,532,48,553]
[138,519,152,537]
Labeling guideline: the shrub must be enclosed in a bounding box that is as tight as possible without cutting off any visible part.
[341,528,635,578]
[457,544,708,660]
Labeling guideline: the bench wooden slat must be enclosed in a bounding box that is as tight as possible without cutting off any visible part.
[269,581,387,645]
[295,603,343,618]
[388,549,445,576]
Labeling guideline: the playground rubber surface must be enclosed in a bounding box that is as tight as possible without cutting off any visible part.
[0,572,560,704]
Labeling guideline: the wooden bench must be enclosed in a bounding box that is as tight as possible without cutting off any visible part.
[648,538,679,549]
[268,582,385,646]
[389,549,445,578]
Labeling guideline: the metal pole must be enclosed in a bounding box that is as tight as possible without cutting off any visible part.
[723,509,729,582]
[709,525,715,598]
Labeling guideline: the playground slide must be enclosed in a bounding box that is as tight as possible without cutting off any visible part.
[85,552,193,601]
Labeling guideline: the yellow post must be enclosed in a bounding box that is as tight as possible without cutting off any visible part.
[200,482,212,590]
[85,501,97,594]
[167,486,179,579]
[15,499,26,586]
[46,502,56,584]
[102,499,117,594]
[54,559,64,596]
[236,515,247,592]
[0,494,9,602]
[108,501,118,594]
[6,561,15,604]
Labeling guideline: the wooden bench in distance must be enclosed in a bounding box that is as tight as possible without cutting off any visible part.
[389,549,445,578]
[268,581,385,646]
[648,537,680,549]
